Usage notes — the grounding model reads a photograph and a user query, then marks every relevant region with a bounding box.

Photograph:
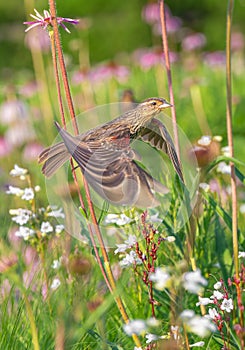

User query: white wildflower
[190,341,205,347]
[115,235,137,254]
[114,243,128,254]
[217,161,231,174]
[125,234,137,246]
[12,214,30,225]
[123,319,147,336]
[221,146,230,157]
[199,183,210,192]
[11,208,31,225]
[47,207,65,219]
[180,311,216,337]
[197,135,211,146]
[183,269,207,294]
[104,213,132,226]
[52,259,61,269]
[238,251,245,258]
[10,164,28,177]
[171,325,179,340]
[40,221,53,234]
[206,308,219,320]
[6,186,23,196]
[180,310,195,321]
[21,188,34,201]
[213,281,222,289]
[165,235,176,242]
[119,251,142,268]
[34,185,41,192]
[149,267,170,290]
[146,318,160,327]
[211,290,224,300]
[196,296,213,306]
[145,333,159,344]
[148,212,162,223]
[50,278,61,290]
[55,224,64,234]
[213,135,222,142]
[240,204,245,214]
[15,226,35,240]
[220,298,233,313]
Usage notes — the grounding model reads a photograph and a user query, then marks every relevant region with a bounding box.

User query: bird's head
[137,97,172,120]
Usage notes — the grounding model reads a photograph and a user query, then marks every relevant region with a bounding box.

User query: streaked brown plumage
[38,97,183,207]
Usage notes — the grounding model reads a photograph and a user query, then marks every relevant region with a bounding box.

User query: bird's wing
[137,118,184,182]
[55,122,164,207]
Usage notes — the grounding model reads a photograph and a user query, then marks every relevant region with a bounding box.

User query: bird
[38,97,183,208]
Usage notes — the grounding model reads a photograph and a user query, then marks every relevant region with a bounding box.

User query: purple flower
[24,8,79,33]
[204,51,226,67]
[182,33,206,51]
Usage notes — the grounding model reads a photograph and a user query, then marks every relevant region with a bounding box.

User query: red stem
[48,0,112,292]
[47,3,138,341]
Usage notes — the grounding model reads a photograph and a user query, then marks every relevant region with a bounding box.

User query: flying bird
[38,97,183,207]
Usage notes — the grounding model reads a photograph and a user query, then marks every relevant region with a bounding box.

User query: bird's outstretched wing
[55,122,167,208]
[137,118,184,182]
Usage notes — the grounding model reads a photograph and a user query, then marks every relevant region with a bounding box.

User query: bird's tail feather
[38,140,71,178]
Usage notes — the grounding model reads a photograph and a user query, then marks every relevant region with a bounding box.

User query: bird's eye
[151,101,157,106]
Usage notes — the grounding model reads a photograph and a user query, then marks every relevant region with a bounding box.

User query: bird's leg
[71,164,80,172]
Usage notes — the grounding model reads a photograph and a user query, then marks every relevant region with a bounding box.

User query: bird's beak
[159,101,173,109]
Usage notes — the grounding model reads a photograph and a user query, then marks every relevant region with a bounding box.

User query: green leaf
[235,167,245,183]
[206,155,245,174]
[201,191,232,231]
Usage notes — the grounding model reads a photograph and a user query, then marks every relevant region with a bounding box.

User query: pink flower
[133,48,178,70]
[23,142,44,161]
[204,51,226,67]
[137,50,163,70]
[5,123,35,147]
[0,100,28,124]
[0,137,12,157]
[182,33,206,51]
[142,3,161,24]
[89,62,129,83]
[25,27,50,52]
[153,16,182,35]
[24,9,79,34]
[231,32,244,51]
[72,69,89,85]
[19,81,39,97]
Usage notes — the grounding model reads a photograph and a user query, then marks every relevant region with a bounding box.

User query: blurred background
[0,0,245,213]
[0,0,245,71]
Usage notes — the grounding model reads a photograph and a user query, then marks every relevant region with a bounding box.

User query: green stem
[23,294,40,350]
[226,0,244,337]
[226,0,238,277]
[159,0,180,161]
